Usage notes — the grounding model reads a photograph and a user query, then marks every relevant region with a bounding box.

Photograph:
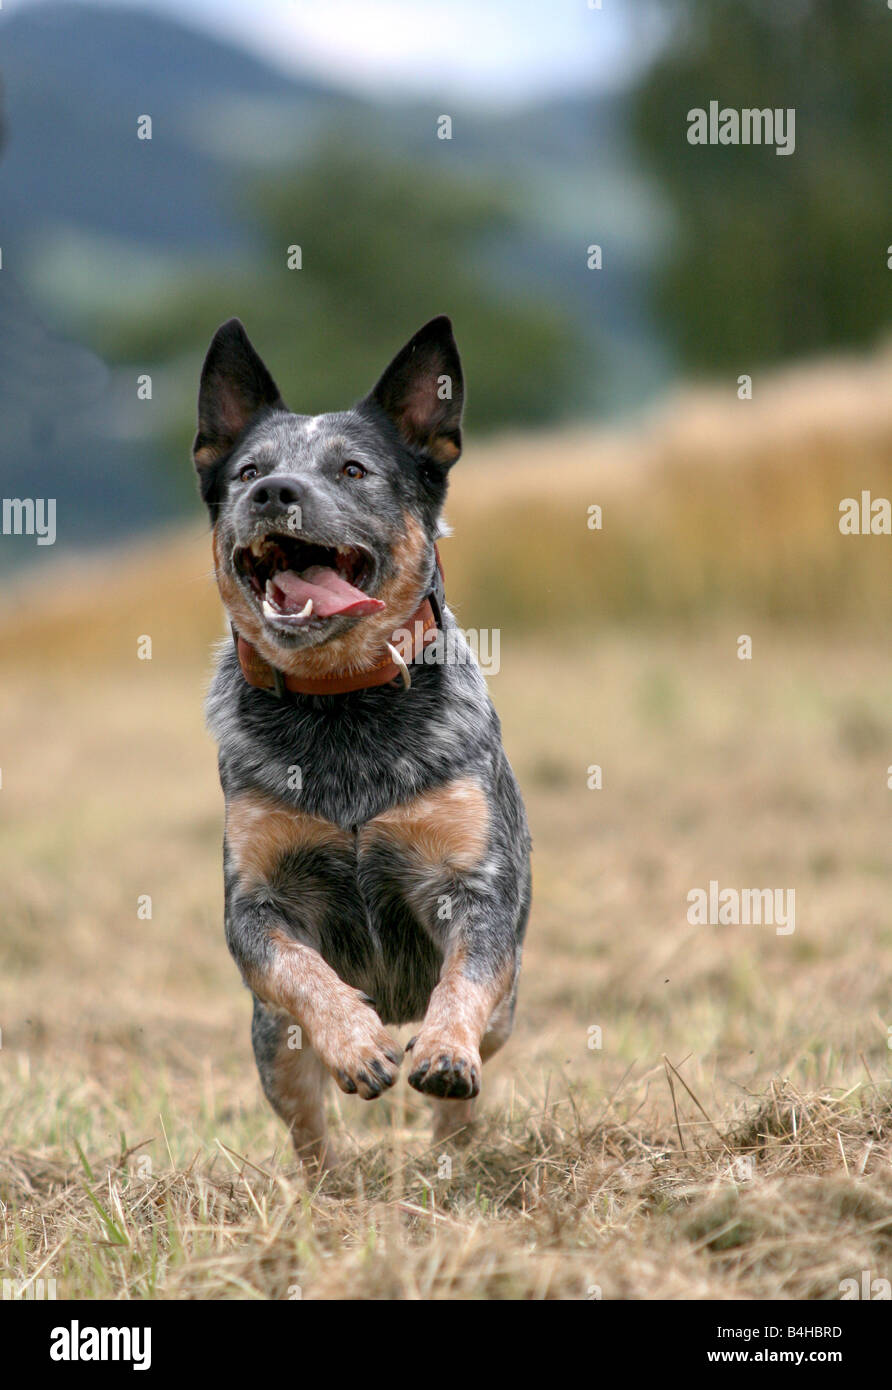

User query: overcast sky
[8,0,661,103]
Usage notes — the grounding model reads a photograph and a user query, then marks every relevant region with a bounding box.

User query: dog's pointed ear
[193,319,286,470]
[365,316,464,468]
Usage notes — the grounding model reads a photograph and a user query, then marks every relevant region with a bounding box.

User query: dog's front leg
[406,929,516,1106]
[230,908,404,1102]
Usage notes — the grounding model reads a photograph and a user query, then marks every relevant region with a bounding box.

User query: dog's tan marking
[193,443,217,471]
[429,1095,476,1144]
[267,1041,332,1168]
[211,513,429,680]
[247,929,346,1016]
[396,378,461,466]
[226,791,351,886]
[426,996,513,1143]
[420,949,513,1053]
[407,949,513,1102]
[362,777,489,871]
[248,929,403,1100]
[212,524,271,657]
[424,434,460,466]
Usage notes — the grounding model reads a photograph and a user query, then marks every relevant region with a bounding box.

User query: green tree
[102,136,579,453]
[632,0,892,372]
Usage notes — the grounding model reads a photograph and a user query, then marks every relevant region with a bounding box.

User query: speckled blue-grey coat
[194,316,531,1165]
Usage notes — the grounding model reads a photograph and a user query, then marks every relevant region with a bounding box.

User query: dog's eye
[239,464,259,482]
[342,462,367,480]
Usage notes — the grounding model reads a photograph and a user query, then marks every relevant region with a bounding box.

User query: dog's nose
[247,475,303,515]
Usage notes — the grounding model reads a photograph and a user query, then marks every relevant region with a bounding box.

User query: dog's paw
[315,990,403,1100]
[406,1031,481,1099]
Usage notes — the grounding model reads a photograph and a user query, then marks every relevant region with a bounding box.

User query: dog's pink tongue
[274,565,385,617]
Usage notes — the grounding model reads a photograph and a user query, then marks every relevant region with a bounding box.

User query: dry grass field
[2,350,891,1300]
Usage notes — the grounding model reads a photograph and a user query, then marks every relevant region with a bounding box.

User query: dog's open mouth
[234,534,384,627]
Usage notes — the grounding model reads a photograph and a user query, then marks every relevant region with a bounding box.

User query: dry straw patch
[2,1071,890,1301]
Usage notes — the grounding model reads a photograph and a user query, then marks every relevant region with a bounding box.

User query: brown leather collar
[233,549,444,698]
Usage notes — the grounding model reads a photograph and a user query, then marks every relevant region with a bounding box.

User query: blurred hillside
[0,0,889,567]
[0,1,664,551]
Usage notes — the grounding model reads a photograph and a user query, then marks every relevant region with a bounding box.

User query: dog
[193,315,531,1167]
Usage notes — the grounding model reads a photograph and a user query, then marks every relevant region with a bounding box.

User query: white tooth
[298,598,313,619]
[265,579,276,599]
[262,598,279,619]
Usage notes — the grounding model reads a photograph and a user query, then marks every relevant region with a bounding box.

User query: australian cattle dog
[193,315,531,1166]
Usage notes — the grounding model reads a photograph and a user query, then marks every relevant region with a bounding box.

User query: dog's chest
[225,778,489,892]
[224,780,489,1022]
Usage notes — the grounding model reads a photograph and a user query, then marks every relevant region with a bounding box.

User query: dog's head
[193,316,463,677]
